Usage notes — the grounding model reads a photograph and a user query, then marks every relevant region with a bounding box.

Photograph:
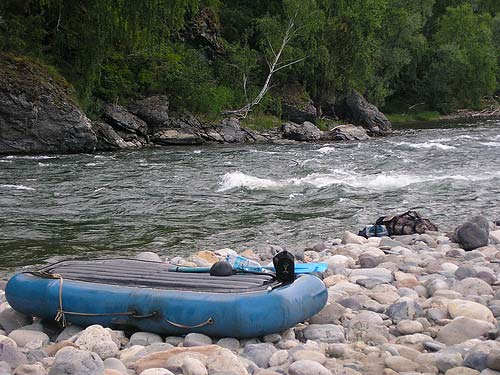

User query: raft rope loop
[28,271,215,329]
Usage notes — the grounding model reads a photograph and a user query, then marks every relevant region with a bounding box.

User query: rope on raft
[28,270,215,329]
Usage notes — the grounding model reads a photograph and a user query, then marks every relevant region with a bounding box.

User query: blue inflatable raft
[6,259,327,337]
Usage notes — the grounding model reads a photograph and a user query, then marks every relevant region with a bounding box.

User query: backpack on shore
[375,210,438,236]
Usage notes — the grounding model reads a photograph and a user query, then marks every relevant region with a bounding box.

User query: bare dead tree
[222,14,306,118]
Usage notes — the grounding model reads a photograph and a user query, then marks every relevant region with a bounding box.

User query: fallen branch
[222,15,305,118]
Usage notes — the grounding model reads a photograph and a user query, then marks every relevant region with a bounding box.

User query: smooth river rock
[436,317,493,345]
[48,348,104,375]
[288,359,331,375]
[303,324,345,343]
[448,299,495,322]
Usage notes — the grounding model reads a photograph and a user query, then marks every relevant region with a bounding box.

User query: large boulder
[212,117,248,143]
[103,104,149,147]
[452,216,490,251]
[276,83,317,124]
[151,129,205,145]
[281,102,317,125]
[0,53,97,154]
[129,96,170,132]
[281,121,322,142]
[91,121,129,151]
[324,124,370,141]
[335,90,391,136]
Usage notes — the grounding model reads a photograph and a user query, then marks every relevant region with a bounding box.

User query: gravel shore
[1,224,500,375]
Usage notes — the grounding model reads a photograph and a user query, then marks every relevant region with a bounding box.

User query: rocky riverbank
[0,53,391,155]
[1,219,500,375]
[441,106,500,122]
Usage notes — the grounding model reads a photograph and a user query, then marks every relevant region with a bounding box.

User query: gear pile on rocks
[0,218,500,375]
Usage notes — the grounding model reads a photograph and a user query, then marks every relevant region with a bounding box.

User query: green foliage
[386,111,440,123]
[240,114,281,131]
[1,0,498,116]
[425,4,497,112]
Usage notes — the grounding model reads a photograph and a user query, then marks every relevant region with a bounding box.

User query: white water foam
[316,146,336,154]
[0,184,35,191]
[5,155,56,160]
[217,171,284,191]
[217,170,500,192]
[480,142,500,147]
[292,172,426,190]
[393,141,456,150]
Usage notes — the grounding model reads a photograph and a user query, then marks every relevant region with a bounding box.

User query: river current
[1,119,499,272]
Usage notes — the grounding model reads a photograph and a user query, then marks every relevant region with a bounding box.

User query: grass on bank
[240,114,282,131]
[386,111,441,123]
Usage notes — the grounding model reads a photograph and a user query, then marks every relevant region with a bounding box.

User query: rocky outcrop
[336,90,391,136]
[91,121,128,151]
[152,129,205,145]
[150,113,258,145]
[282,102,317,125]
[281,121,322,142]
[150,112,205,145]
[276,83,317,124]
[129,95,169,132]
[185,7,224,56]
[0,53,97,154]
[324,124,370,141]
[103,104,149,147]
[211,117,248,143]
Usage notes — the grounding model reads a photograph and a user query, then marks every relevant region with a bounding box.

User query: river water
[1,119,499,271]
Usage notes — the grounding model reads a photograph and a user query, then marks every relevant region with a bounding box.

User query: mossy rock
[0,53,97,154]
[273,83,317,124]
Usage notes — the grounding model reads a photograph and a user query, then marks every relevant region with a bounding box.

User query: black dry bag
[273,251,295,283]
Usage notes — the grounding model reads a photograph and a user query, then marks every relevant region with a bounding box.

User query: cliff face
[0,54,97,154]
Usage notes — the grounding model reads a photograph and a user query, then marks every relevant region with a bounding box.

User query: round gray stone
[0,309,32,334]
[8,330,49,348]
[435,350,463,373]
[216,338,239,352]
[387,300,424,323]
[487,349,500,371]
[463,342,500,371]
[48,348,104,375]
[183,333,212,347]
[309,303,345,325]
[181,357,208,375]
[453,277,494,296]
[12,363,45,375]
[0,342,27,368]
[0,361,9,374]
[455,265,478,280]
[241,343,277,368]
[129,332,163,347]
[303,324,345,343]
[288,360,331,375]
[103,357,128,373]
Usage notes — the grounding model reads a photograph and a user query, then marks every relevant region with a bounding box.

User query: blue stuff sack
[358,225,388,238]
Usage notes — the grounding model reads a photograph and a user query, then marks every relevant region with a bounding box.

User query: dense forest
[1,0,499,120]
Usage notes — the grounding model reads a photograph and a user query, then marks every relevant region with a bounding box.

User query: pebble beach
[1,224,500,375]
